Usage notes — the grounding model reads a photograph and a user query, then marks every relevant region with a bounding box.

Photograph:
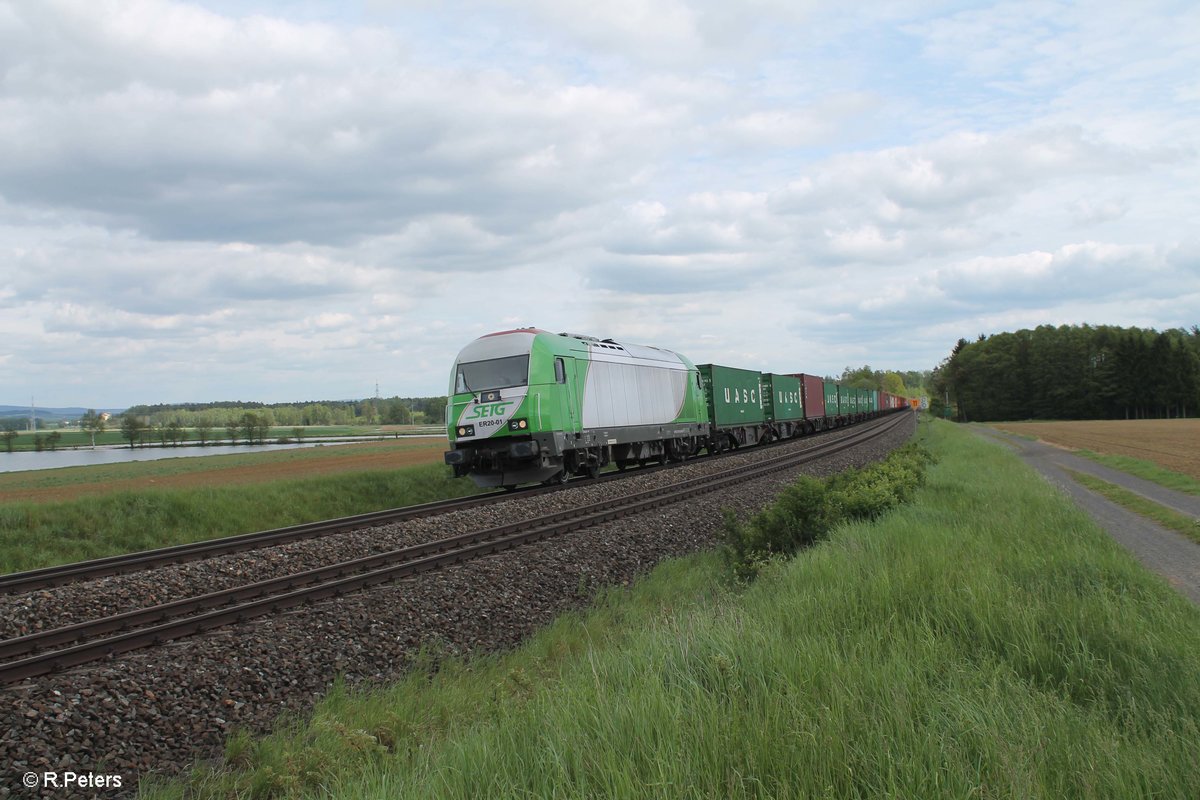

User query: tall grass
[142,419,1200,799]
[0,464,481,573]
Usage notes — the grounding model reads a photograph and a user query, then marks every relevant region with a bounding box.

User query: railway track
[0,413,900,596]
[0,413,907,685]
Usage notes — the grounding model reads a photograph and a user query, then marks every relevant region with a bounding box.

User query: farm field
[0,424,443,452]
[991,419,1200,480]
[0,441,476,573]
[0,439,448,504]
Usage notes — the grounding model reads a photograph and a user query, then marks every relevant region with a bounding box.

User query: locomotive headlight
[456,424,476,437]
[508,418,529,431]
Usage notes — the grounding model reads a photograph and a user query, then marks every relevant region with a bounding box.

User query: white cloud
[0,0,1197,406]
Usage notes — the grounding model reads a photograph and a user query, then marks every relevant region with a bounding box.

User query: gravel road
[974,426,1200,605]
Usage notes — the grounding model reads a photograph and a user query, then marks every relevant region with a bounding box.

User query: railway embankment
[2,416,913,796]
[136,417,1200,799]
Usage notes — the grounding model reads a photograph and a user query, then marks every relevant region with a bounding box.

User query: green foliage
[0,463,481,573]
[722,443,934,580]
[932,324,1200,421]
[142,421,1200,800]
[123,396,448,429]
[839,365,929,394]
[119,411,145,448]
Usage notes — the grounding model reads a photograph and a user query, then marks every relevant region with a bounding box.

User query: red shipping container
[787,373,826,419]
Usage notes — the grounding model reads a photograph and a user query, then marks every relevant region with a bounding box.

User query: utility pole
[29,396,35,433]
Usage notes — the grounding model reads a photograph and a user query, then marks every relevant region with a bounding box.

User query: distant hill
[0,405,125,423]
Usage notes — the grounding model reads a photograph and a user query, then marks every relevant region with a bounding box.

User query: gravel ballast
[1,413,914,797]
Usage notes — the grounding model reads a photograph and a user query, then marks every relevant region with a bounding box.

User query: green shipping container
[762,373,804,422]
[823,381,840,416]
[700,364,766,426]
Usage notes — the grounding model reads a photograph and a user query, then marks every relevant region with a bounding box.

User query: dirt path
[975,427,1200,605]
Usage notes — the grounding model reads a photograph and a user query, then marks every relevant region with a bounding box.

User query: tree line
[124,396,448,429]
[834,366,930,398]
[930,324,1200,422]
[117,411,277,448]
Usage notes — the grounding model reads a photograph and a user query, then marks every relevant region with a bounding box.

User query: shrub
[722,443,934,580]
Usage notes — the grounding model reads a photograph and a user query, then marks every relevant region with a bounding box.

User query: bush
[722,443,934,580]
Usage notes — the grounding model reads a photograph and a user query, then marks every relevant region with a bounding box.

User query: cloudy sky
[2,0,1197,408]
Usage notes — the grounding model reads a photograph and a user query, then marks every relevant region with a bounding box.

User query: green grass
[0,440,444,494]
[1067,469,1200,545]
[1074,450,1200,497]
[140,419,1200,799]
[0,463,482,574]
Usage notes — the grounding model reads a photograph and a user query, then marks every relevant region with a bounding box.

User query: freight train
[443,328,909,489]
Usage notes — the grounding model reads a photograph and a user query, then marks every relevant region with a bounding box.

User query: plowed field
[0,439,448,504]
[991,420,1200,479]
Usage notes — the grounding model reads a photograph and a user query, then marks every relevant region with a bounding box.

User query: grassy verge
[0,440,446,495]
[1074,450,1200,497]
[0,463,482,574]
[141,419,1200,799]
[1067,469,1200,544]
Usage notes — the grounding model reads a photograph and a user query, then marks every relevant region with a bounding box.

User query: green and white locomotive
[443,328,708,488]
[444,327,909,489]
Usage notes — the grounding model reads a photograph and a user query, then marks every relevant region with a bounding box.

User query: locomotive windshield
[454,355,529,394]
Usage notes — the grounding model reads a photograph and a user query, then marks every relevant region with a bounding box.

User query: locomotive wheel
[543,469,569,486]
[585,462,600,480]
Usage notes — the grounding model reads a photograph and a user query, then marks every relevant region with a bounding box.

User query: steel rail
[0,412,905,595]
[0,463,663,595]
[0,413,907,685]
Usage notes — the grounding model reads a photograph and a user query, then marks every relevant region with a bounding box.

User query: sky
[1,0,1197,408]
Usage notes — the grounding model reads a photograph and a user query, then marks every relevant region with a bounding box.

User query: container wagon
[698,363,767,450]
[762,372,805,440]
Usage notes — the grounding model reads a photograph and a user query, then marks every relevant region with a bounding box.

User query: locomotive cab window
[554,357,566,384]
[455,355,530,394]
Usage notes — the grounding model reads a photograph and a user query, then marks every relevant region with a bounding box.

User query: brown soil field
[991,420,1200,479]
[0,440,448,504]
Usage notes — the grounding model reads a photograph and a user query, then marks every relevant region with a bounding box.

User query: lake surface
[0,436,445,474]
